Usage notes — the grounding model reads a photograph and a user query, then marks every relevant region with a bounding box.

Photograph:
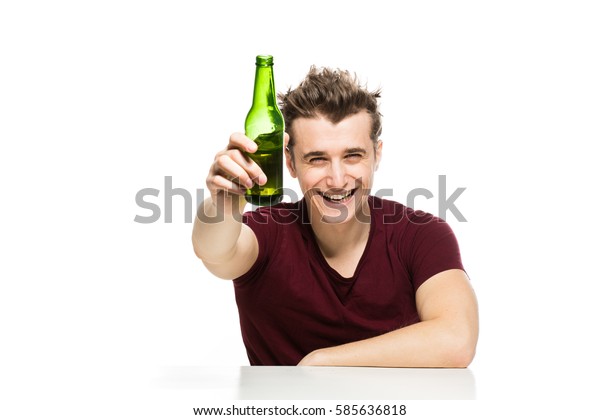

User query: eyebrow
[345,147,368,155]
[302,151,326,160]
[302,148,367,160]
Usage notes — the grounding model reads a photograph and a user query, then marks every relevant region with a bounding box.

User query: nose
[326,160,347,188]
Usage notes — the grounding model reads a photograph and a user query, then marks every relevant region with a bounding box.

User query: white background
[1,0,599,418]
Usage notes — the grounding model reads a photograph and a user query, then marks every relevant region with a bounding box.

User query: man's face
[286,111,382,224]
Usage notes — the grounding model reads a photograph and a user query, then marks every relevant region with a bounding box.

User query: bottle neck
[251,65,277,108]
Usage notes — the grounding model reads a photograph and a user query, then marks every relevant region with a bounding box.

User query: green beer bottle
[244,55,284,206]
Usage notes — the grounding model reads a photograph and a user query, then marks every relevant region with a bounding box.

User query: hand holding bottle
[205,132,267,202]
[193,133,264,273]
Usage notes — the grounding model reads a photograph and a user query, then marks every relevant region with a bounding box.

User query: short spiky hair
[278,66,382,153]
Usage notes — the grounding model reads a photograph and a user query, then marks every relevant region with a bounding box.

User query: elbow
[191,235,205,260]
[443,330,478,368]
[191,229,238,265]
[443,312,479,368]
[192,238,209,262]
[446,341,476,368]
[191,234,221,263]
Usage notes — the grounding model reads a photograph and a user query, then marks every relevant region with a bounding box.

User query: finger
[207,174,246,196]
[214,154,255,188]
[226,149,267,186]
[227,132,258,153]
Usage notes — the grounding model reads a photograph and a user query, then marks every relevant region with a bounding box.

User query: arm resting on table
[298,269,479,368]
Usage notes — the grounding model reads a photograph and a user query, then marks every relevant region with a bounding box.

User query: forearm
[192,194,247,263]
[301,318,476,368]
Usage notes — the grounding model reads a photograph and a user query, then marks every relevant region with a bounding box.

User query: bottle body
[244,55,284,206]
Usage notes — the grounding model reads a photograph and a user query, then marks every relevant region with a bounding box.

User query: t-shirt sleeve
[233,209,276,285]
[407,216,464,290]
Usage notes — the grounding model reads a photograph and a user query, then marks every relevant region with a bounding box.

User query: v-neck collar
[300,196,376,286]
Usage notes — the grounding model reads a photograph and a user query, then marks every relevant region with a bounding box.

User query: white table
[156,366,475,400]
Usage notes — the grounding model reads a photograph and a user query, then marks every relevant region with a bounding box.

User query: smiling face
[286,111,382,225]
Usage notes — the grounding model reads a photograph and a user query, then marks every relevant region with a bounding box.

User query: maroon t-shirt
[233,196,464,365]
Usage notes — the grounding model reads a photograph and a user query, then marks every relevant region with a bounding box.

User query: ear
[374,139,383,171]
[284,133,297,178]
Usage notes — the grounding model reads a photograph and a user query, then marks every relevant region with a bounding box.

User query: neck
[308,199,371,258]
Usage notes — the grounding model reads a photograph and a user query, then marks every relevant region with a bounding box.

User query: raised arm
[191,133,266,280]
[298,269,479,367]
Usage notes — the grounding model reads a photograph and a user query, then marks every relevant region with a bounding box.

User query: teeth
[323,190,352,200]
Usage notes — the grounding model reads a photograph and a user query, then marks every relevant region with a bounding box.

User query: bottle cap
[256,55,274,66]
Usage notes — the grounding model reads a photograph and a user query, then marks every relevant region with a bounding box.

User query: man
[192,67,478,367]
